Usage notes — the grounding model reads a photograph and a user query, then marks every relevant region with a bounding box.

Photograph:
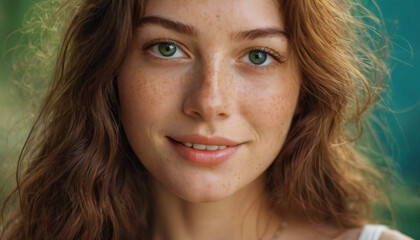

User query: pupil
[159,43,176,56]
[249,50,266,65]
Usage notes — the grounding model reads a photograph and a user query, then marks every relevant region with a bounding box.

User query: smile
[168,135,242,164]
[181,142,227,150]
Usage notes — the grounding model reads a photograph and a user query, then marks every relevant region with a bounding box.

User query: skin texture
[118,0,299,204]
[117,0,412,239]
[118,0,299,238]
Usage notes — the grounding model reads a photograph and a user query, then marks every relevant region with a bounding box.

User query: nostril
[190,110,203,119]
[217,112,228,118]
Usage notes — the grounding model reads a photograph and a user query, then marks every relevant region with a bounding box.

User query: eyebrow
[137,16,196,36]
[232,28,288,41]
[137,16,288,40]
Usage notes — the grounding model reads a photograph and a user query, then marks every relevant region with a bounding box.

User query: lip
[168,134,242,165]
[170,134,240,146]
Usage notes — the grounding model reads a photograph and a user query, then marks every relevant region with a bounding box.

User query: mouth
[167,136,242,165]
[179,142,228,151]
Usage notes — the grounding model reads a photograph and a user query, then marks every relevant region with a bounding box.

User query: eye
[243,50,273,66]
[149,42,186,58]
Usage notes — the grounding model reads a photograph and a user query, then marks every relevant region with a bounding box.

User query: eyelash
[142,38,189,60]
[249,47,285,63]
[242,46,285,71]
[142,39,285,69]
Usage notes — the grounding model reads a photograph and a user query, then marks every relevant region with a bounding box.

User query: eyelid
[238,47,285,72]
[142,38,190,59]
[245,46,285,64]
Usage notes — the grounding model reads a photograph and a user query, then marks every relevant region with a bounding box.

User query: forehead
[143,0,284,30]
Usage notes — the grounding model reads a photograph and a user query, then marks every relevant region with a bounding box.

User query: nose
[182,57,233,121]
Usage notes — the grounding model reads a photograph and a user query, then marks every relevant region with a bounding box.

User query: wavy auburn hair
[1,0,389,239]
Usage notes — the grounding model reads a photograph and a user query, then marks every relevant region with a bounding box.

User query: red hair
[1,0,390,239]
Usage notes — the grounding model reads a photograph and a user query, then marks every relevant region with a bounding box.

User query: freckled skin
[118,0,300,203]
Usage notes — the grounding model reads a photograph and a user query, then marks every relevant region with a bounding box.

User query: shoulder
[281,218,412,240]
[335,226,413,240]
[378,228,413,240]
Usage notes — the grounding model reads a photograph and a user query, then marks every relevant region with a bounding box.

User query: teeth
[205,145,219,150]
[182,142,228,150]
[193,144,206,150]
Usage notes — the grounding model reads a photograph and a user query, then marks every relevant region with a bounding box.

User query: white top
[358,224,389,240]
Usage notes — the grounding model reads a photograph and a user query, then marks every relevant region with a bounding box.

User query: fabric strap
[358,224,388,240]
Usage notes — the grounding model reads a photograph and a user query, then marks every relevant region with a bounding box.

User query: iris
[158,43,177,57]
[248,50,267,65]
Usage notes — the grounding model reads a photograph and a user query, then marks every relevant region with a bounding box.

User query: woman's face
[118,0,300,202]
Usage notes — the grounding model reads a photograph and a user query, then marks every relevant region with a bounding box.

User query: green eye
[248,50,267,65]
[158,43,177,57]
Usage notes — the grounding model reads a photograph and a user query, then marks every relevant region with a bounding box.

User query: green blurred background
[0,0,419,238]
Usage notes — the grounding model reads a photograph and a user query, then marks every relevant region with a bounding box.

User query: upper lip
[169,134,241,146]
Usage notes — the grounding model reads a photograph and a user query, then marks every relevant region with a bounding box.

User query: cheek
[238,70,300,158]
[241,80,299,134]
[117,59,183,126]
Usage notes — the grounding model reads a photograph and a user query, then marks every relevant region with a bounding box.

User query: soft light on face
[118,0,300,202]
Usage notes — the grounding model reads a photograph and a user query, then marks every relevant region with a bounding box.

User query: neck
[148,174,282,240]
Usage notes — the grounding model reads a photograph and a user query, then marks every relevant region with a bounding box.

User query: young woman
[1,0,413,239]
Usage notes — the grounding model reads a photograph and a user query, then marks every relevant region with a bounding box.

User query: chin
[157,173,241,203]
[176,188,236,203]
[180,186,235,203]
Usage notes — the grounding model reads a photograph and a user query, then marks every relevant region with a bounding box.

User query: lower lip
[169,139,240,165]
